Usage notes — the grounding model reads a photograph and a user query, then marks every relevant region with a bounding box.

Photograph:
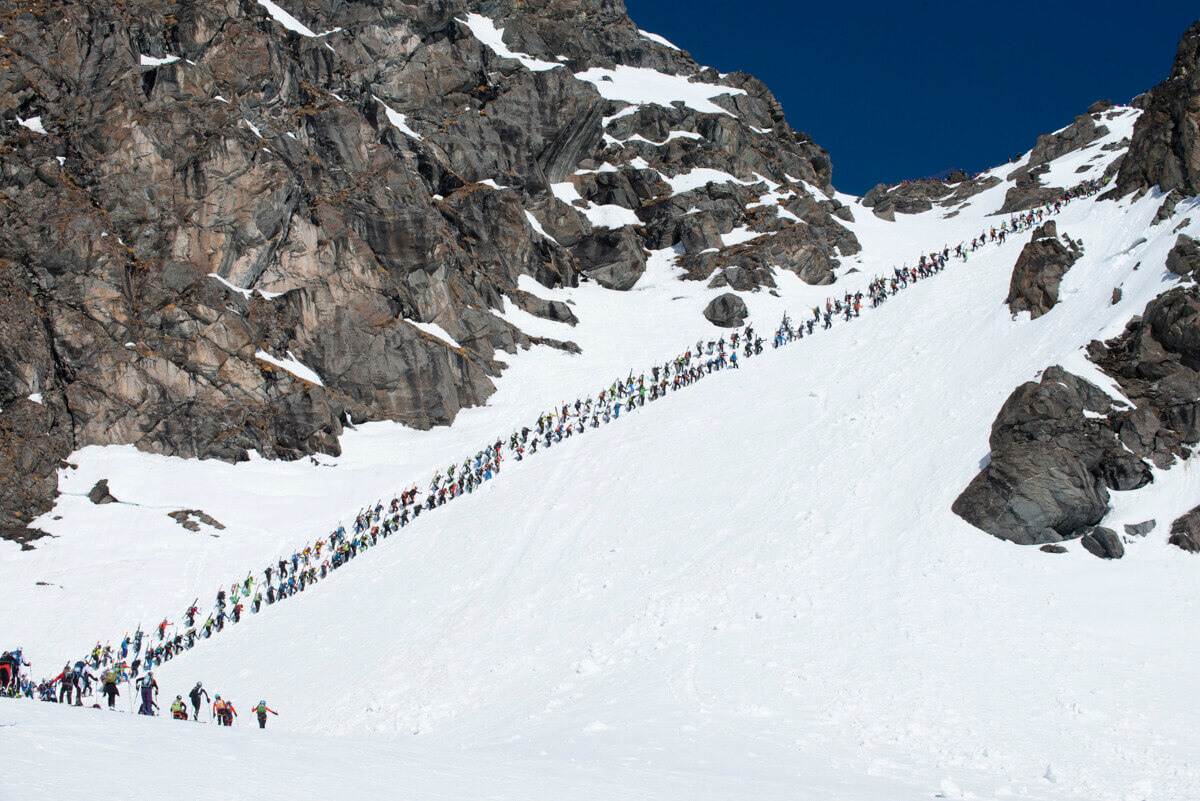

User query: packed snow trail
[2,176,1111,707]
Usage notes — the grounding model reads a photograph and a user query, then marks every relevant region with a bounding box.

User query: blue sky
[623,1,1198,195]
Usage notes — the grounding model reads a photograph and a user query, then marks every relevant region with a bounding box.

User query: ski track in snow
[3,106,1200,801]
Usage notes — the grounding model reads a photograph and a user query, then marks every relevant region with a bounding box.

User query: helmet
[215,694,221,699]
[176,695,182,700]
[260,700,265,705]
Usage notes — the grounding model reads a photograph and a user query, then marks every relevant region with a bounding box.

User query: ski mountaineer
[254,700,278,729]
[170,695,188,720]
[213,695,237,727]
[102,672,120,709]
[137,672,159,716]
[189,682,210,721]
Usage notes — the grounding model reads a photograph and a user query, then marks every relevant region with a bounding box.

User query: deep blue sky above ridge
[623,1,1199,196]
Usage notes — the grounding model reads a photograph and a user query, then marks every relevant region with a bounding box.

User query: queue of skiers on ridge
[1,647,279,728]
[1,174,1109,724]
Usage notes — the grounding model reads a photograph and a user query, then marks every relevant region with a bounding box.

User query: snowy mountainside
[5,95,1200,801]
[0,0,851,537]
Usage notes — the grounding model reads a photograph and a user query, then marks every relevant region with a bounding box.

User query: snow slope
[4,106,1200,801]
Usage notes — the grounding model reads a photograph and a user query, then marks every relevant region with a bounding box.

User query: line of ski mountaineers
[0,175,1109,723]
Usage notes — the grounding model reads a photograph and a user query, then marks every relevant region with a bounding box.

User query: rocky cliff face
[952,21,1200,555]
[954,286,1200,552]
[0,0,858,543]
[1112,20,1200,198]
[1006,221,1081,319]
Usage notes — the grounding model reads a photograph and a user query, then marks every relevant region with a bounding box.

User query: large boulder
[1080,526,1125,559]
[996,163,1064,215]
[703,293,748,328]
[1169,506,1200,552]
[573,228,647,291]
[87,480,118,505]
[1112,21,1200,198]
[1007,221,1082,319]
[952,441,1108,545]
[1090,286,1200,465]
[1028,112,1110,167]
[951,367,1140,544]
[1166,234,1200,280]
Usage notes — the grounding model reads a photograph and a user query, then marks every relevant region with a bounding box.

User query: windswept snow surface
[139,54,179,67]
[4,106,1200,801]
[459,14,562,72]
[254,350,325,386]
[574,65,746,116]
[638,29,681,50]
[255,0,318,37]
[407,320,463,349]
[375,96,423,140]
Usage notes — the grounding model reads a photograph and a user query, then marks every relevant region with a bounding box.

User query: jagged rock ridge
[0,0,860,543]
[1112,20,1200,198]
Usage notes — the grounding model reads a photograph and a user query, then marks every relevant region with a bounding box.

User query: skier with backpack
[253,700,278,729]
[170,695,188,720]
[57,663,74,705]
[212,695,237,726]
[137,672,158,715]
[102,669,120,710]
[189,682,210,721]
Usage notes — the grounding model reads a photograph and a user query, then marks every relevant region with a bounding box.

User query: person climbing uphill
[213,694,237,726]
[254,700,278,729]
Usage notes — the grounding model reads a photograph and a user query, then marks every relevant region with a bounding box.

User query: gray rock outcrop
[1028,113,1110,167]
[1080,526,1124,559]
[88,480,118,505]
[1124,520,1156,537]
[703,293,748,328]
[1089,286,1200,469]
[860,174,1001,220]
[957,285,1200,551]
[1007,222,1082,318]
[1166,234,1200,280]
[1169,506,1200,552]
[996,163,1064,215]
[1112,21,1200,198]
[951,366,1147,545]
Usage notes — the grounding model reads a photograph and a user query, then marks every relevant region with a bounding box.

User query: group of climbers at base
[1,174,1110,726]
[1,650,279,730]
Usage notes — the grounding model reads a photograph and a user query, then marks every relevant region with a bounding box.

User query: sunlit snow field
[2,83,1198,801]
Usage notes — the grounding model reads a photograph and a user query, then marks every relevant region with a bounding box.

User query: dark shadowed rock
[996,163,1065,215]
[952,366,1153,545]
[1124,520,1156,537]
[952,441,1108,545]
[1081,527,1124,559]
[1087,100,1115,114]
[1099,450,1154,491]
[1166,234,1200,280]
[1028,113,1110,167]
[168,509,225,533]
[1040,544,1069,553]
[1007,222,1082,319]
[859,175,998,219]
[1153,191,1180,224]
[1170,506,1200,552]
[703,293,748,328]
[1112,21,1200,197]
[573,227,647,291]
[88,480,118,505]
[506,291,579,326]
